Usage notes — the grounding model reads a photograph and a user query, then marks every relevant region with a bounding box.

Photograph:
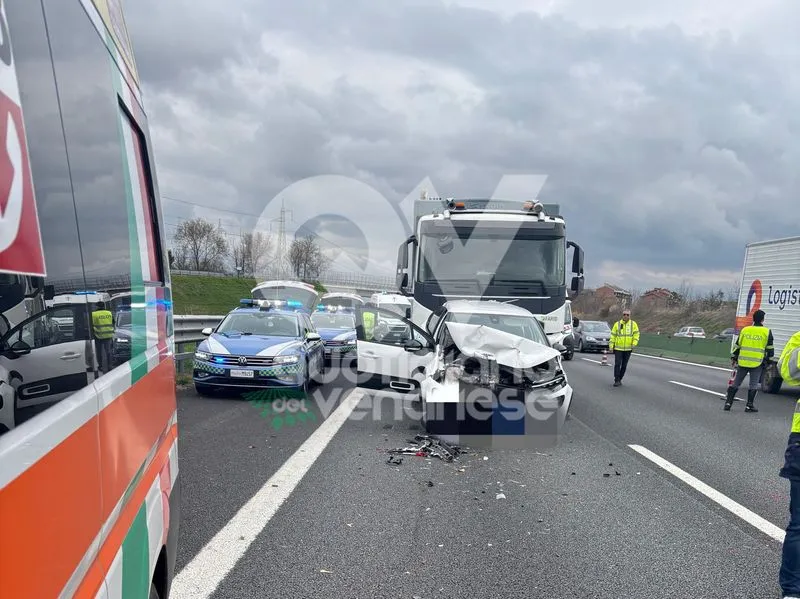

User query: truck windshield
[418,230,565,288]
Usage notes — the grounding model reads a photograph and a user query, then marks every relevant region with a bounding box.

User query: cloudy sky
[124,0,800,293]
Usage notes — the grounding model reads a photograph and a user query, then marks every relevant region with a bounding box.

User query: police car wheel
[195,383,213,396]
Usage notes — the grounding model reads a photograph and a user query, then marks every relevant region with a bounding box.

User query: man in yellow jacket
[609,308,639,387]
[92,301,114,374]
[778,330,800,597]
[724,309,773,412]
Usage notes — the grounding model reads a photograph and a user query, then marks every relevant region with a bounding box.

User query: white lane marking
[628,444,785,543]
[669,380,743,402]
[170,389,365,598]
[633,352,730,372]
[581,358,604,364]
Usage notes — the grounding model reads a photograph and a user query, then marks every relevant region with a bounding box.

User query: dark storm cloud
[125,0,800,290]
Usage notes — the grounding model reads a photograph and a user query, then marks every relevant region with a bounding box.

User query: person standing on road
[724,309,773,412]
[777,330,800,598]
[609,309,639,387]
[91,301,114,375]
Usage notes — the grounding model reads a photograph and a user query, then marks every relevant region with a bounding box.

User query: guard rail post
[173,315,224,375]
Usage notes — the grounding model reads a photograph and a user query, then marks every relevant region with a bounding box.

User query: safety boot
[723,387,736,411]
[745,389,759,413]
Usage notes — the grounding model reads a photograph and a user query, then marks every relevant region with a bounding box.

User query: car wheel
[194,383,213,396]
[577,339,584,353]
[563,346,574,361]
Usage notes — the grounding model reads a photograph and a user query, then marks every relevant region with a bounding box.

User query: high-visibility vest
[610,319,639,351]
[92,310,114,339]
[733,325,771,368]
[780,331,800,387]
[362,311,375,341]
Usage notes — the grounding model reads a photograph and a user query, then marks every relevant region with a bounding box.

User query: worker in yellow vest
[777,330,800,597]
[92,301,114,374]
[724,309,773,412]
[609,308,639,387]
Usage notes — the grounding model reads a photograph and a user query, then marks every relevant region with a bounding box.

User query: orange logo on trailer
[0,0,46,277]
[735,279,762,331]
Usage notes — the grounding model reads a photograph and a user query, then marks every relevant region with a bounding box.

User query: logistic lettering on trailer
[767,285,800,311]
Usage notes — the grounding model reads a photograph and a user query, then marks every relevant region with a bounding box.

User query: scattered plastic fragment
[483,456,489,461]
[320,569,333,574]
[496,493,506,500]
[386,456,403,465]
[387,435,464,462]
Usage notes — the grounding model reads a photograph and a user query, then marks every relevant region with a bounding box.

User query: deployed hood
[444,322,560,369]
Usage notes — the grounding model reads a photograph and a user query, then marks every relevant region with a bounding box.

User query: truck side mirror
[567,241,584,274]
[571,276,584,294]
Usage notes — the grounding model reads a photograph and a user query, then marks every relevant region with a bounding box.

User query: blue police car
[193,299,326,395]
[310,309,357,363]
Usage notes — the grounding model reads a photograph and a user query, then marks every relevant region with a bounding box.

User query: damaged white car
[355,300,573,446]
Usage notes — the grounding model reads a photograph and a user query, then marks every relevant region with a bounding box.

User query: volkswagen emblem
[237,356,248,366]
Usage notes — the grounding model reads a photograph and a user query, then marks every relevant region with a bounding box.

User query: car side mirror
[7,340,31,358]
[201,327,212,336]
[553,342,566,353]
[306,332,321,341]
[403,338,424,352]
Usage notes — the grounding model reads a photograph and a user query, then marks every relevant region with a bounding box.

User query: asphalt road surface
[170,355,796,599]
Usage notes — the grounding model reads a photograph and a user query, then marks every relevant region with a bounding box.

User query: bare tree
[172,217,228,272]
[289,235,330,280]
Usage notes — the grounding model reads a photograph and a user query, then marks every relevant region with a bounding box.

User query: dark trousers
[781,479,800,595]
[95,338,113,374]
[614,350,632,382]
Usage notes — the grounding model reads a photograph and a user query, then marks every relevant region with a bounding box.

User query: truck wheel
[761,362,783,394]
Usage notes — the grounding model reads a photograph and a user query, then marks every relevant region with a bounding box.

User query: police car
[310,307,357,362]
[192,299,326,395]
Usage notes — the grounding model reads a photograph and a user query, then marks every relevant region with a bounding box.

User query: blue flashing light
[214,357,225,363]
[74,290,98,295]
[240,298,256,307]
[286,299,302,308]
[317,304,325,312]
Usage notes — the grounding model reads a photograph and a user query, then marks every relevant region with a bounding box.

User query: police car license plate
[230,369,254,378]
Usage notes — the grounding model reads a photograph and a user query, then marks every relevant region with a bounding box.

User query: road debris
[496,492,506,500]
[387,435,465,462]
[386,456,403,465]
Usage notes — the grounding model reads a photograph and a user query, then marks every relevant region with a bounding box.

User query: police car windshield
[311,314,355,329]
[116,310,131,327]
[217,312,299,337]
[444,312,549,346]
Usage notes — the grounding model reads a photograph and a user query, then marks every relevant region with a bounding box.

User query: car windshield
[311,314,355,329]
[444,312,549,346]
[583,322,610,333]
[217,312,299,337]
[116,310,131,327]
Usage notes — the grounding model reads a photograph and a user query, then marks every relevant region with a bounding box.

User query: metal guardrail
[173,315,224,366]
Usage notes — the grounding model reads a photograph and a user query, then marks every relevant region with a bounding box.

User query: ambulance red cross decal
[0,0,46,277]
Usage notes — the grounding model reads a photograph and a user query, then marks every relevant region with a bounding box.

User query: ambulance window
[1,0,91,436]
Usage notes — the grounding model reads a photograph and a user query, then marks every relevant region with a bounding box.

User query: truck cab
[395,194,584,341]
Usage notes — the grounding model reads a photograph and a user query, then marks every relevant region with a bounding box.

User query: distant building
[640,287,681,309]
[595,283,632,308]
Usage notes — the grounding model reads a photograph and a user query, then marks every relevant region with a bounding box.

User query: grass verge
[633,346,732,368]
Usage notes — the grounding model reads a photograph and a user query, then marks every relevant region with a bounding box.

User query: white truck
[395,193,584,359]
[732,236,800,393]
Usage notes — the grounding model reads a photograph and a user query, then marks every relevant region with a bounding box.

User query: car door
[301,313,324,377]
[355,306,435,394]
[0,305,92,424]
